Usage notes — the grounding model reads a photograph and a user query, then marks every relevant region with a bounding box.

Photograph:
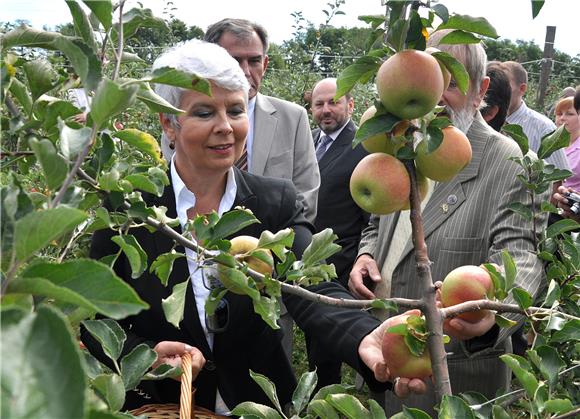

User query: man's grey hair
[427,29,487,98]
[204,18,269,55]
[152,39,249,159]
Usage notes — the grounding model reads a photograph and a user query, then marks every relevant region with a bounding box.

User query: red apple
[440,265,495,323]
[376,49,445,120]
[382,314,432,379]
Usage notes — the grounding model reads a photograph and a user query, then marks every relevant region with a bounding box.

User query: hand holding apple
[358,309,428,397]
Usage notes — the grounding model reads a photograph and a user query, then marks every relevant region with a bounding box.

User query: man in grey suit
[202,18,320,224]
[348,32,548,416]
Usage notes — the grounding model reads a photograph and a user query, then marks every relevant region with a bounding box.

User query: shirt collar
[248,96,257,119]
[508,101,528,121]
[170,155,237,229]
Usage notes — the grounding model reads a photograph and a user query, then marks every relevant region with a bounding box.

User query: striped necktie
[235,145,248,171]
[315,134,333,161]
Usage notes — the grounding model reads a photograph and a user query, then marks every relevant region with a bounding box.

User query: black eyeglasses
[200,261,229,334]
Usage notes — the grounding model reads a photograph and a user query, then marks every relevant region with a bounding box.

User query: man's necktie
[315,135,333,161]
[235,145,248,171]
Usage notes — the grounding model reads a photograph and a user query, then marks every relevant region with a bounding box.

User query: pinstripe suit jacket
[358,112,548,415]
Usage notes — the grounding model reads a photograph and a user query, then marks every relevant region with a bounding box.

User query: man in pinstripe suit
[348,32,549,416]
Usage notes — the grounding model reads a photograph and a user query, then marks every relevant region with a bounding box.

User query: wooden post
[535,26,556,109]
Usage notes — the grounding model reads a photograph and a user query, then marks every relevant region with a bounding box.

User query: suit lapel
[318,120,356,171]
[251,94,277,176]
[396,113,489,263]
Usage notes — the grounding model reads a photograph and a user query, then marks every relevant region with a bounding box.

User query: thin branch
[112,0,125,81]
[440,300,580,321]
[404,159,453,400]
[553,407,580,419]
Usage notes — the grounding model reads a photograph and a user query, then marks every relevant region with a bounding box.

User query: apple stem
[403,159,453,400]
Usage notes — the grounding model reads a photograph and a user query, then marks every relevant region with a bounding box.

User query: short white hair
[152,39,249,159]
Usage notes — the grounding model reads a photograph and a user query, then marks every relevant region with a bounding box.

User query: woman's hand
[153,341,206,382]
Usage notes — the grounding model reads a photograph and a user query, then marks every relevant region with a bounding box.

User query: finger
[190,349,206,380]
[373,361,390,382]
[366,261,382,282]
[409,378,428,394]
[394,377,410,398]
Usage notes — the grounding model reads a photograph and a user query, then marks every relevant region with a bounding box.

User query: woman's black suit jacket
[83,168,386,412]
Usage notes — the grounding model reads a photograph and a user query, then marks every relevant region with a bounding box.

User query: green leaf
[511,287,532,310]
[482,263,506,300]
[28,137,68,190]
[358,15,386,30]
[137,82,185,114]
[249,370,283,412]
[336,56,381,99]
[301,228,341,267]
[292,370,318,414]
[58,120,92,160]
[432,4,449,23]
[8,78,33,116]
[326,394,370,419]
[1,306,86,419]
[370,299,398,312]
[495,314,517,328]
[111,235,147,279]
[211,208,260,241]
[162,279,189,329]
[500,354,538,398]
[144,364,181,381]
[538,124,570,160]
[258,228,295,261]
[531,0,545,18]
[14,260,147,319]
[113,128,163,164]
[14,207,86,261]
[437,14,498,38]
[390,406,431,418]
[204,287,228,317]
[120,343,157,391]
[252,295,280,330]
[439,30,481,45]
[438,395,476,419]
[546,218,579,239]
[353,110,400,147]
[82,0,113,30]
[113,7,167,40]
[231,402,282,419]
[425,125,444,153]
[368,399,387,419]
[23,59,57,101]
[150,251,184,286]
[491,405,511,419]
[218,266,261,300]
[502,124,529,155]
[82,319,126,363]
[431,51,470,95]
[66,0,97,51]
[544,279,561,307]
[146,66,211,95]
[405,10,426,51]
[92,374,125,411]
[90,79,139,129]
[550,319,580,342]
[307,399,341,419]
[501,250,516,291]
[543,398,574,415]
[534,345,565,388]
[459,392,492,419]
[125,174,163,196]
[43,99,84,131]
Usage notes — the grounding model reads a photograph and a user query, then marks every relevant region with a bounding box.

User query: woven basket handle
[179,351,193,419]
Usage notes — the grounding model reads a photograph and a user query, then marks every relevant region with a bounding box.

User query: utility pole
[535,26,556,110]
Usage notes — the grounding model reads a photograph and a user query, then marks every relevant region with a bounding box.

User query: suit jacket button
[447,194,458,205]
[205,360,216,371]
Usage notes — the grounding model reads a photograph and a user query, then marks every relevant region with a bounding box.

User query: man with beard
[347,31,548,415]
[306,78,369,389]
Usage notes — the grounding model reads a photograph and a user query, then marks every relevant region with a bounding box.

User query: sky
[2,0,579,57]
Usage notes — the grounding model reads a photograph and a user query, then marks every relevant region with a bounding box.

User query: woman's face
[164,83,248,177]
[555,105,580,136]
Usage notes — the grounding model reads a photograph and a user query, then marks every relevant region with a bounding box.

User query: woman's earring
[169,141,175,150]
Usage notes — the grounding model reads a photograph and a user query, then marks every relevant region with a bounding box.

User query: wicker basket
[129,352,226,419]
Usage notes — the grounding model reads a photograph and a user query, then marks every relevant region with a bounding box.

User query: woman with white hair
[82,39,425,415]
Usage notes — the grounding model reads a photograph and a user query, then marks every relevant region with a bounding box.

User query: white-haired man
[348,32,548,415]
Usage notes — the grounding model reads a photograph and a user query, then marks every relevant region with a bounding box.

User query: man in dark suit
[311,78,370,287]
[307,78,370,388]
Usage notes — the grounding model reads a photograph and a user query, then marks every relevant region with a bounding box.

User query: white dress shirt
[170,158,237,415]
[245,96,257,172]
